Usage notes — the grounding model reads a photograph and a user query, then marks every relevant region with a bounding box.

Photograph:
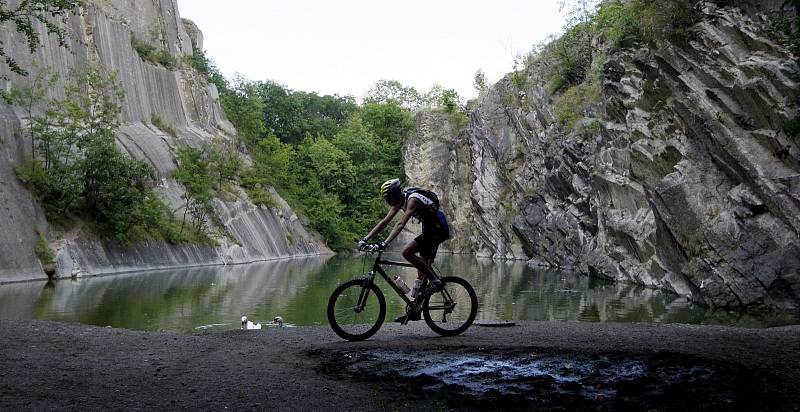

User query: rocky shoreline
[1,320,797,410]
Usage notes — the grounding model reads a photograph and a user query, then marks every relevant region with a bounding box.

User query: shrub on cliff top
[542,0,696,94]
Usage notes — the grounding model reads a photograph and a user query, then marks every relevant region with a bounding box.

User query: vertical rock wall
[0,0,330,282]
[404,1,800,312]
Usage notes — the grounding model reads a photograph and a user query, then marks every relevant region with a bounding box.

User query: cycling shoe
[394,310,421,324]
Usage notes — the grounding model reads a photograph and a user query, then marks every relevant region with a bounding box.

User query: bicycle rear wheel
[422,276,477,336]
[328,279,386,341]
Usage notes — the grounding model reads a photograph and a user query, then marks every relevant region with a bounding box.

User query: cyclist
[359,178,450,323]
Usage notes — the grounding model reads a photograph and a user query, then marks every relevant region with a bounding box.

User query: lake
[0,254,793,333]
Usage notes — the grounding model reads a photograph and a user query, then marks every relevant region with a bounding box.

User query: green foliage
[595,0,695,45]
[34,227,55,265]
[543,0,695,94]
[151,114,177,137]
[554,86,583,128]
[12,65,189,244]
[205,59,415,250]
[0,0,82,76]
[364,80,425,110]
[8,66,59,157]
[244,186,279,209]
[364,80,467,113]
[424,84,465,111]
[16,66,127,218]
[510,71,531,93]
[215,77,359,146]
[175,146,215,232]
[82,136,156,242]
[184,40,212,77]
[542,21,595,94]
[593,0,641,45]
[174,140,242,234]
[245,134,292,186]
[473,69,489,97]
[783,116,800,137]
[131,34,176,70]
[553,53,605,129]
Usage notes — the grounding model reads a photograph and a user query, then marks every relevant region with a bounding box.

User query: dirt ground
[0,320,798,411]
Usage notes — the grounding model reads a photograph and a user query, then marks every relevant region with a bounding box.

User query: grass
[131,34,177,70]
[245,186,279,209]
[151,114,177,137]
[553,53,606,129]
[538,0,695,95]
[34,227,55,265]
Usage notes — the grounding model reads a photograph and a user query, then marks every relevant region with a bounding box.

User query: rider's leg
[402,240,434,280]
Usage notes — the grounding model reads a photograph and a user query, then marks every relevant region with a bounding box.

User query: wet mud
[318,348,768,411]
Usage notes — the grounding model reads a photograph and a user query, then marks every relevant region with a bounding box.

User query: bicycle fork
[354,272,376,313]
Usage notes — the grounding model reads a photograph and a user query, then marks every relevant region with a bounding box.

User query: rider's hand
[377,241,386,251]
[366,242,383,252]
[357,239,368,251]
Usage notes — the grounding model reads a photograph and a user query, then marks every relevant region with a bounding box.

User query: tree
[174,146,214,233]
[363,80,424,110]
[82,136,155,241]
[8,65,59,157]
[558,0,601,28]
[15,64,164,242]
[206,139,242,191]
[424,84,463,112]
[473,69,489,97]
[219,76,267,146]
[0,0,83,76]
[249,133,293,185]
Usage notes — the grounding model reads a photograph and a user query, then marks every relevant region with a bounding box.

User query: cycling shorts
[415,210,450,262]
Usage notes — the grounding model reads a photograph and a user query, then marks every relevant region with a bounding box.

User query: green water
[0,254,793,334]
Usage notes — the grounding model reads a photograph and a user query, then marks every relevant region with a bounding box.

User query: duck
[273,316,284,327]
[241,316,262,330]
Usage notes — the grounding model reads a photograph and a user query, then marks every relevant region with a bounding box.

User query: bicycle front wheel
[422,276,477,336]
[328,279,386,341]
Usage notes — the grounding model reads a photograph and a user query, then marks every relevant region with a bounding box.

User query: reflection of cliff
[0,255,783,331]
[435,255,697,324]
[0,256,331,332]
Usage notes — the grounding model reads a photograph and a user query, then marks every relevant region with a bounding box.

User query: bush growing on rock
[131,34,177,70]
[13,65,194,244]
[542,0,696,95]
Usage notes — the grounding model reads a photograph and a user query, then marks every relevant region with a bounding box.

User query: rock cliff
[405,1,800,312]
[0,0,329,282]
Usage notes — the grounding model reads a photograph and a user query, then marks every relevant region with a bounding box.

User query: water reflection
[0,254,794,333]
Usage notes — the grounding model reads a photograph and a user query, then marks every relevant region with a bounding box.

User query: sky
[176,0,567,102]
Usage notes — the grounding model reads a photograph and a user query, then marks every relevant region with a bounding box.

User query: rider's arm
[363,205,401,241]
[382,198,419,246]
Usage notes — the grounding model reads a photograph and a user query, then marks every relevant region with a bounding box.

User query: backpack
[403,187,440,216]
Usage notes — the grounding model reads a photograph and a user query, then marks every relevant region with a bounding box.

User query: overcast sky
[176,1,566,101]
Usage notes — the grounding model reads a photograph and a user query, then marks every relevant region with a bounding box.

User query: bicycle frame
[354,250,454,314]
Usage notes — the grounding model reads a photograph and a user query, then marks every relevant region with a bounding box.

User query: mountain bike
[327,249,478,341]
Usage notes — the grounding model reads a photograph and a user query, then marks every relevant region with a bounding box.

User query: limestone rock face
[404,2,800,311]
[0,0,329,281]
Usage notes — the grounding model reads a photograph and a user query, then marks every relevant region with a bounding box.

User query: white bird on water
[241,316,261,330]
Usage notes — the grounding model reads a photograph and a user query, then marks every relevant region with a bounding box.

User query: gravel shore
[1,320,798,411]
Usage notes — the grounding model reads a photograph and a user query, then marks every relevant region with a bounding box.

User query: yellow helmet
[380,178,401,198]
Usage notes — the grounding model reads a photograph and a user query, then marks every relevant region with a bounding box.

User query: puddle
[322,349,760,410]
[348,351,657,399]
